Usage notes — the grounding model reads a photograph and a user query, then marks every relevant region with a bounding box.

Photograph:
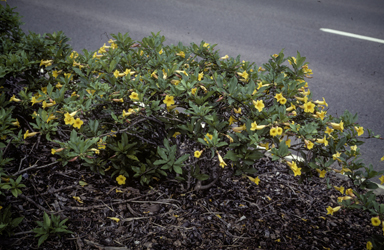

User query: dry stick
[17,140,37,172]
[84,239,128,250]
[14,161,57,175]
[65,194,148,211]
[19,194,52,214]
[3,137,13,156]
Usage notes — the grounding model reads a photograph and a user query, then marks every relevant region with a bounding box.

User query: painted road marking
[320,28,384,44]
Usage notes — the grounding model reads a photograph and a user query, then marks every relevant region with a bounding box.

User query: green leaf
[43,212,51,229]
[224,151,239,161]
[37,234,49,247]
[153,159,168,165]
[365,181,378,190]
[173,165,183,174]
[174,154,190,165]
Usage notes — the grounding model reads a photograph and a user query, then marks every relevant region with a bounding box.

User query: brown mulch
[1,155,383,250]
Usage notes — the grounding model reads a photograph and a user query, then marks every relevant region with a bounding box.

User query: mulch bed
[1,155,383,250]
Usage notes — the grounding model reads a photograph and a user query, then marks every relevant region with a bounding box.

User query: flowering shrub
[1,3,384,248]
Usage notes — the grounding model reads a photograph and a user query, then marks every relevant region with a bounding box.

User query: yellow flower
[124,69,135,76]
[381,156,384,161]
[122,108,136,117]
[334,186,345,195]
[247,176,260,185]
[93,52,102,59]
[203,42,210,48]
[12,119,20,127]
[332,152,341,161]
[55,82,63,89]
[9,95,21,102]
[286,103,296,112]
[345,188,355,197]
[253,100,264,112]
[171,80,180,85]
[220,55,229,60]
[379,175,384,185]
[108,217,120,223]
[64,115,75,125]
[305,139,314,150]
[198,72,204,81]
[232,124,246,133]
[258,66,265,72]
[314,110,327,120]
[176,51,185,58]
[286,161,301,176]
[270,127,278,137]
[64,73,72,80]
[217,151,227,168]
[163,95,175,107]
[70,51,79,58]
[337,196,353,203]
[112,98,124,103]
[316,135,328,146]
[24,130,38,139]
[39,59,53,67]
[159,49,163,55]
[295,95,308,103]
[129,92,139,100]
[325,127,334,135]
[354,126,364,136]
[194,150,202,158]
[73,196,83,203]
[366,241,373,250]
[46,114,56,123]
[289,57,296,65]
[116,175,126,185]
[191,88,197,95]
[326,206,341,215]
[228,116,237,125]
[350,145,357,151]
[51,148,64,155]
[330,121,344,132]
[111,43,118,49]
[237,71,249,81]
[225,134,234,143]
[274,93,283,102]
[279,97,287,105]
[73,118,84,129]
[42,100,56,109]
[276,127,283,135]
[90,148,100,154]
[250,122,266,131]
[303,102,315,113]
[52,70,62,78]
[285,139,291,147]
[234,108,242,114]
[97,139,106,150]
[151,71,158,79]
[371,216,381,227]
[204,133,213,143]
[114,70,123,78]
[172,132,181,138]
[98,46,106,54]
[200,85,207,93]
[31,96,42,106]
[316,169,326,178]
[314,97,328,107]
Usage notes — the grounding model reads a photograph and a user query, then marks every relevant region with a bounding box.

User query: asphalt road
[3,0,384,182]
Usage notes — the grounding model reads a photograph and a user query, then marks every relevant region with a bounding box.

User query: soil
[1,154,383,250]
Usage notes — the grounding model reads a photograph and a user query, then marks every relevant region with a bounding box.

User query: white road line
[320,28,384,44]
